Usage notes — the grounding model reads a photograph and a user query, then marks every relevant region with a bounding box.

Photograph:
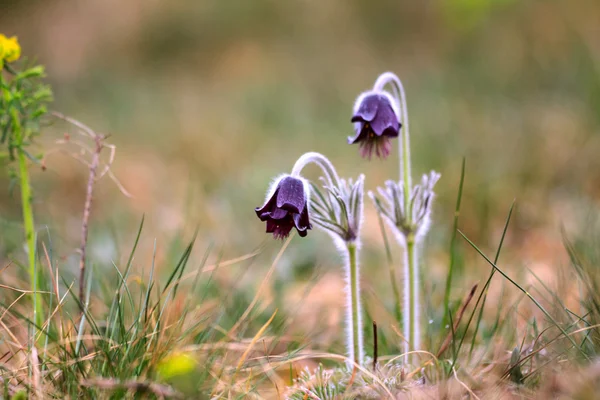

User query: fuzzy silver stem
[346,241,364,366]
[373,72,412,203]
[292,152,364,365]
[291,152,341,187]
[375,72,420,361]
[404,235,420,359]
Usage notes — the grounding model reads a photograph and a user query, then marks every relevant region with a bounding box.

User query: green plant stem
[395,79,420,358]
[347,242,362,365]
[11,107,43,328]
[396,77,419,356]
[17,147,42,327]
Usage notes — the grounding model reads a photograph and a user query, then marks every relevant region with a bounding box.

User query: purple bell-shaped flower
[255,175,311,239]
[349,92,401,159]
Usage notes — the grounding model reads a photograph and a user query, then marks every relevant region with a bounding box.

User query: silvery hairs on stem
[292,153,366,365]
[369,171,440,242]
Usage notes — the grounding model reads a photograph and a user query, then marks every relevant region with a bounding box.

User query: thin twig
[106,168,133,198]
[51,111,132,303]
[78,134,102,305]
[51,111,96,138]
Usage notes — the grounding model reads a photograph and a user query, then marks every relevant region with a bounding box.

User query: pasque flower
[349,92,400,159]
[354,72,441,361]
[254,152,366,366]
[255,175,311,239]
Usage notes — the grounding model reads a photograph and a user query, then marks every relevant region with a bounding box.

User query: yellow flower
[0,34,21,63]
[156,352,197,380]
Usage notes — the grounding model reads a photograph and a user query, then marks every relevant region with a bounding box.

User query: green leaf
[16,65,45,80]
[509,347,524,384]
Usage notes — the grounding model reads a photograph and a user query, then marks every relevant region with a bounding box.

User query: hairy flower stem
[15,124,43,328]
[290,151,340,187]
[291,151,365,364]
[374,72,412,197]
[347,242,363,366]
[376,73,420,357]
[405,235,419,356]
[393,80,418,357]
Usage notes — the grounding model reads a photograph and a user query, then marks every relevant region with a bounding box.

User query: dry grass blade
[0,293,27,323]
[437,283,478,358]
[385,350,439,380]
[180,248,263,278]
[228,234,293,336]
[452,366,480,400]
[0,261,14,275]
[0,284,50,294]
[30,346,42,398]
[235,309,278,372]
[259,352,396,399]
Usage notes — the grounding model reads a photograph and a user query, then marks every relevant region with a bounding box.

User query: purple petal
[276,176,306,213]
[269,208,288,220]
[381,124,401,138]
[370,100,399,137]
[293,206,311,237]
[351,94,380,123]
[255,189,279,220]
[347,127,368,144]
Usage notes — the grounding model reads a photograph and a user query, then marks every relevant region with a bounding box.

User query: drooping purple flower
[348,92,401,159]
[255,175,311,239]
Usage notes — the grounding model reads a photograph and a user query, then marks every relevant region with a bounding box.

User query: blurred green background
[1,0,599,351]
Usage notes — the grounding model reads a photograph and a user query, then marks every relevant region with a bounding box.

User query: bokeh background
[1,0,600,357]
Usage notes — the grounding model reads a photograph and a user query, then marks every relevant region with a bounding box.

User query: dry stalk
[77,133,102,305]
[48,112,131,305]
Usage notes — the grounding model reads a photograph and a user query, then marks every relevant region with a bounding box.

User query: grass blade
[459,230,589,360]
[466,200,515,359]
[442,157,466,332]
